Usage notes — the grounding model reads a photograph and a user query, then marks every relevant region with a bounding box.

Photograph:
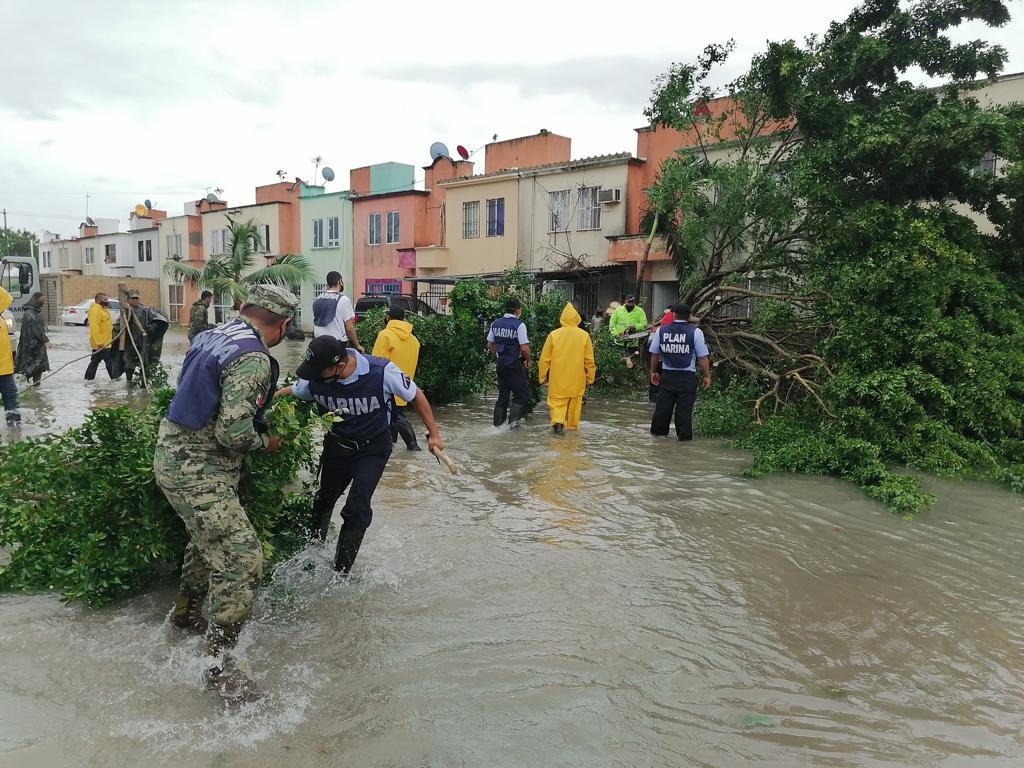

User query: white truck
[1,255,40,337]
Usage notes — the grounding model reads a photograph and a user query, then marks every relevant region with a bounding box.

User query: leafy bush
[0,391,324,606]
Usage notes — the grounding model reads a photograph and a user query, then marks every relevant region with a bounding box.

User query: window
[146,240,153,262]
[213,292,232,324]
[549,190,570,232]
[313,218,325,248]
[58,247,69,269]
[462,201,480,239]
[327,216,339,247]
[85,246,95,265]
[291,285,302,326]
[386,211,400,244]
[577,186,600,230]
[41,250,51,269]
[166,234,182,260]
[168,284,184,323]
[260,224,271,252]
[137,240,152,262]
[368,213,381,245]
[104,244,116,263]
[976,151,998,175]
[486,198,505,237]
[210,228,226,255]
[366,279,400,295]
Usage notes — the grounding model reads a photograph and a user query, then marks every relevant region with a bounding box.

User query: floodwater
[2,325,1024,767]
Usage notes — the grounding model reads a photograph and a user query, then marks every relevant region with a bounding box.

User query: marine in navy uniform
[486,296,531,429]
[277,336,445,573]
[649,303,712,440]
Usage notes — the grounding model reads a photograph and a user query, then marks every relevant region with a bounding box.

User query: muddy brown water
[1,326,1023,767]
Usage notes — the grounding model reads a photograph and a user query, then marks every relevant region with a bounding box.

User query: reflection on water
[2,326,1024,766]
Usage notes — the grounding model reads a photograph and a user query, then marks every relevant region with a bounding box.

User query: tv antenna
[322,166,335,183]
[275,169,288,181]
[311,155,323,182]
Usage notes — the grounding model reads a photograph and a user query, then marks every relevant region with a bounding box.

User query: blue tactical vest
[307,355,391,443]
[657,321,697,371]
[490,315,524,367]
[312,293,343,328]
[167,318,276,429]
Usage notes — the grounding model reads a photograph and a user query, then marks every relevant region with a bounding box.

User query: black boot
[395,416,421,450]
[493,404,508,427]
[508,402,525,430]
[333,529,366,574]
[309,495,334,542]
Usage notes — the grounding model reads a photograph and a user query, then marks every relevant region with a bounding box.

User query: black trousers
[650,370,698,440]
[84,348,114,380]
[391,404,418,449]
[310,433,392,540]
[494,362,530,426]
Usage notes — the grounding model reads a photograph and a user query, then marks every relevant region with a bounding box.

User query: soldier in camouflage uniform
[153,283,298,699]
[116,288,169,386]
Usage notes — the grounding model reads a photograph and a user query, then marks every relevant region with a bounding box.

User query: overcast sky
[1,0,1021,240]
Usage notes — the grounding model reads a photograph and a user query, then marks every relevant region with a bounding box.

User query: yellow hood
[559,303,582,328]
[386,319,414,340]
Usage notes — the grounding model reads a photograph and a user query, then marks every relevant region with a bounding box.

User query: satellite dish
[456,145,470,160]
[134,204,147,217]
[429,141,450,160]
[144,199,152,209]
[206,192,219,203]
[322,167,335,182]
[85,217,96,226]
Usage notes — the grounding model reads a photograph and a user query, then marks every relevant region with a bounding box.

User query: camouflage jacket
[154,318,273,484]
[187,300,214,340]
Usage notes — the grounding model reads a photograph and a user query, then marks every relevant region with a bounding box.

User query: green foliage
[590,329,646,393]
[410,312,491,404]
[640,0,1024,512]
[0,393,324,606]
[694,379,758,438]
[1,227,39,259]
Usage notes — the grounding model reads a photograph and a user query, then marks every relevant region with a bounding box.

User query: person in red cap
[276,336,444,574]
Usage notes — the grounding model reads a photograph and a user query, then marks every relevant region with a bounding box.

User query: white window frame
[84,246,95,265]
[327,216,340,247]
[386,211,400,244]
[168,284,184,323]
[368,213,382,246]
[549,190,570,232]
[463,201,480,239]
[486,198,505,238]
[260,223,271,253]
[313,218,324,249]
[577,186,601,230]
[104,244,116,264]
[166,234,182,260]
[42,250,51,269]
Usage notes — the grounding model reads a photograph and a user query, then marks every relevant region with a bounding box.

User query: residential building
[350,156,473,303]
[298,183,354,333]
[158,206,205,324]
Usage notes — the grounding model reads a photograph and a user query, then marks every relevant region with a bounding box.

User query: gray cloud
[369,56,679,111]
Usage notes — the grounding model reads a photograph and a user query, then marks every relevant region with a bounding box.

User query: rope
[36,307,153,389]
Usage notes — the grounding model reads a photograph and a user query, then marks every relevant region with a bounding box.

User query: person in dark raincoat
[115,289,169,385]
[15,292,50,386]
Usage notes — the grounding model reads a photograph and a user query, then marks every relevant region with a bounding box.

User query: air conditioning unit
[597,187,622,205]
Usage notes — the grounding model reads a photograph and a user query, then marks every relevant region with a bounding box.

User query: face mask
[99,300,109,306]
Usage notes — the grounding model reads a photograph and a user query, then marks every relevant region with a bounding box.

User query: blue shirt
[293,351,418,403]
[649,323,709,372]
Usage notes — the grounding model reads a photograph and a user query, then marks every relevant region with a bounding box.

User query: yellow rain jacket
[539,303,596,399]
[371,318,421,406]
[0,287,13,376]
[87,301,113,351]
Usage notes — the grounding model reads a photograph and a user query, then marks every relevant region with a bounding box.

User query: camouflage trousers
[154,472,264,629]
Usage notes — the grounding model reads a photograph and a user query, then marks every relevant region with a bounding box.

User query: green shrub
[0,391,325,606]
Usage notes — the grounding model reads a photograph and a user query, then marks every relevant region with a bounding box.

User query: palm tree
[165,216,312,309]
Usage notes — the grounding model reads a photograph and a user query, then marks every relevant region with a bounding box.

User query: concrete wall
[298,189,354,331]
[518,161,629,273]
[351,193,426,299]
[485,130,571,173]
[439,176,519,276]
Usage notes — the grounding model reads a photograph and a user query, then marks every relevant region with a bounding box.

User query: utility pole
[2,207,8,257]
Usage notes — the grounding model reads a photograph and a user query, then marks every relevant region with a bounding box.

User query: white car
[60,298,121,326]
[2,308,13,337]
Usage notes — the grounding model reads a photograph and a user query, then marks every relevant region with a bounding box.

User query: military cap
[126,288,141,298]
[244,284,299,318]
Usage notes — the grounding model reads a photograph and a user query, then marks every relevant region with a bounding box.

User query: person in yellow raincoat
[538,302,596,434]
[371,306,422,451]
[0,286,21,426]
